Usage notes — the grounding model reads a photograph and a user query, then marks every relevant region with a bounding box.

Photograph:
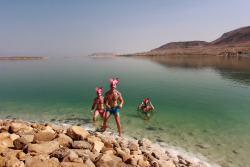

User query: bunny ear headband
[110,77,119,88]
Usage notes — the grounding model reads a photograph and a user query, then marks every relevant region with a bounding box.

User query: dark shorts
[106,106,120,114]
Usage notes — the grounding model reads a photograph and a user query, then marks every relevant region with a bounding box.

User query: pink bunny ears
[110,77,119,88]
[95,86,103,95]
[143,98,150,106]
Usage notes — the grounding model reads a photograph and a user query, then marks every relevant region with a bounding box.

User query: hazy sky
[1,0,250,57]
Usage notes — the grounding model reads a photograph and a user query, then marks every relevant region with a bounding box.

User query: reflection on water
[132,55,250,85]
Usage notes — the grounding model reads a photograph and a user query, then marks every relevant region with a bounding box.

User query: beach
[0,119,218,167]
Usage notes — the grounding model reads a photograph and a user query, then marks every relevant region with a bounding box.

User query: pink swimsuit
[95,109,105,117]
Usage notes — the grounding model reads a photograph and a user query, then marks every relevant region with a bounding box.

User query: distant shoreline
[0,56,49,60]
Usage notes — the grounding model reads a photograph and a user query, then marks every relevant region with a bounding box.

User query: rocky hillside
[127,26,250,56]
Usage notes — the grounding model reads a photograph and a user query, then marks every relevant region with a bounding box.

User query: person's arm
[91,100,96,114]
[118,93,124,109]
[149,101,154,111]
[104,94,111,109]
[137,102,144,110]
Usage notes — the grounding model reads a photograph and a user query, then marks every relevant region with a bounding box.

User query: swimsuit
[106,106,120,114]
[95,109,105,117]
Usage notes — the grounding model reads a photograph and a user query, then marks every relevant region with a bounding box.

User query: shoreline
[0,119,218,167]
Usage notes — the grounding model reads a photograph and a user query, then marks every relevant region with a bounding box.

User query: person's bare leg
[93,111,99,122]
[103,112,111,131]
[114,113,122,137]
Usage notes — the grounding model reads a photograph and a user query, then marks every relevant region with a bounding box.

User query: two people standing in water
[91,78,123,137]
[91,77,154,136]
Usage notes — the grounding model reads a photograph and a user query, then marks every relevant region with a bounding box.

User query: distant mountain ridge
[127,26,250,56]
[211,26,250,45]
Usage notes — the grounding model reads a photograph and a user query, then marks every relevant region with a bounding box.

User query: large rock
[53,134,73,147]
[33,132,55,143]
[116,147,130,162]
[92,141,104,153]
[25,155,52,167]
[41,126,55,133]
[95,153,113,167]
[138,138,152,147]
[26,141,59,154]
[72,141,92,149]
[10,134,20,141]
[129,141,139,151]
[87,136,102,144]
[84,158,95,167]
[0,132,10,139]
[138,158,150,167]
[10,123,30,133]
[0,154,25,167]
[66,126,90,140]
[13,135,34,150]
[51,147,70,159]
[62,150,79,162]
[60,162,88,167]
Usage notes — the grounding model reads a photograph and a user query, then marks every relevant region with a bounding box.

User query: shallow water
[0,56,250,167]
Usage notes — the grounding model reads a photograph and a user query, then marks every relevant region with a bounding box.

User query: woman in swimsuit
[90,87,105,122]
[137,98,154,119]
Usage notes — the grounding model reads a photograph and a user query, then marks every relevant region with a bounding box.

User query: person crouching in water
[137,98,154,119]
[90,86,105,122]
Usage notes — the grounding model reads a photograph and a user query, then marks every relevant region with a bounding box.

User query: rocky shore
[0,120,216,167]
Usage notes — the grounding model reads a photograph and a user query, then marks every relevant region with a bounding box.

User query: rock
[72,141,92,149]
[33,132,55,143]
[116,147,130,162]
[3,120,12,126]
[196,143,211,149]
[10,134,20,141]
[100,137,113,148]
[26,141,59,154]
[0,125,10,132]
[0,132,10,139]
[129,141,139,151]
[62,150,79,162]
[13,135,34,150]
[84,158,95,167]
[138,158,150,167]
[10,123,29,133]
[25,155,53,167]
[66,126,90,140]
[95,153,113,167]
[23,126,35,135]
[110,154,122,162]
[52,125,64,133]
[30,158,59,167]
[72,158,83,163]
[60,162,88,167]
[92,141,104,153]
[45,122,52,127]
[0,119,2,126]
[138,138,152,147]
[87,136,102,144]
[16,151,26,160]
[71,149,90,159]
[53,134,73,147]
[41,126,55,133]
[0,154,25,167]
[51,147,70,159]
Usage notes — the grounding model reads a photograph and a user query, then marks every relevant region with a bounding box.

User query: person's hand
[90,110,93,114]
[106,105,111,110]
[118,104,123,109]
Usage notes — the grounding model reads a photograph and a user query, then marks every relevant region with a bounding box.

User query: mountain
[126,26,250,56]
[211,26,250,45]
[89,52,119,57]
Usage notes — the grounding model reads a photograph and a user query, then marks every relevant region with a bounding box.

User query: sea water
[0,56,250,167]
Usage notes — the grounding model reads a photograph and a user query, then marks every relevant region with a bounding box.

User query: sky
[0,0,250,57]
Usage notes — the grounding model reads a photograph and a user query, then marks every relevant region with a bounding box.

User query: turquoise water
[0,56,250,167]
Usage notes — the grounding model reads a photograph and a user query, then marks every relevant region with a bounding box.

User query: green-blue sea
[0,55,250,167]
